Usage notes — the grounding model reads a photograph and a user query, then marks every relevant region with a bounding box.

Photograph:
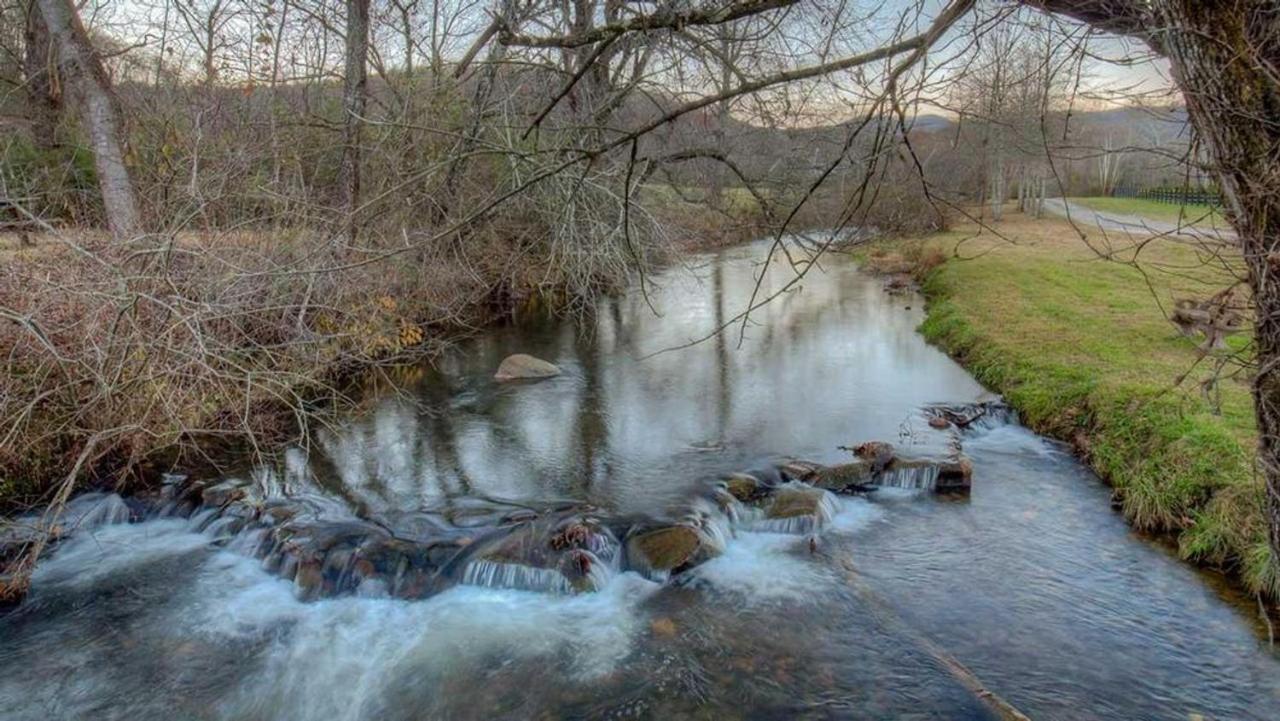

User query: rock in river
[625,524,713,576]
[752,483,838,534]
[723,472,768,502]
[494,353,561,382]
[766,484,830,520]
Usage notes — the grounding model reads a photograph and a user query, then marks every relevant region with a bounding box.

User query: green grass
[640,183,767,215]
[1070,196,1225,226]
[910,221,1275,598]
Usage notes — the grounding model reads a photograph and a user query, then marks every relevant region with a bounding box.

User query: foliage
[0,136,100,224]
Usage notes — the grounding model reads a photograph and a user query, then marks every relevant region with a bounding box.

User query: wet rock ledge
[4,401,1012,604]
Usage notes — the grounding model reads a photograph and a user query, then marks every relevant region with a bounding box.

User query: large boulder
[494,353,560,382]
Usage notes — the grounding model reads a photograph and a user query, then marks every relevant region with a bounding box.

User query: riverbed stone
[201,480,248,508]
[626,524,705,573]
[494,353,561,382]
[765,484,828,520]
[650,617,678,637]
[924,400,1014,430]
[936,455,974,493]
[851,441,895,468]
[723,472,765,502]
[778,460,822,482]
[810,461,874,493]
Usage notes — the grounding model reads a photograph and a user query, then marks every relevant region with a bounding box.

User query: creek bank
[879,242,1278,601]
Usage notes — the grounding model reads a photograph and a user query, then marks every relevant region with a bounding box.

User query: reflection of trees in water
[306,430,377,519]
[418,379,474,498]
[573,310,610,496]
[291,248,969,520]
[714,259,732,445]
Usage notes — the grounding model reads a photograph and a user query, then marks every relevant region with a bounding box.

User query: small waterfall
[740,486,840,535]
[204,515,245,540]
[744,515,822,534]
[687,497,734,553]
[63,493,131,529]
[874,464,940,491]
[460,560,575,595]
[963,403,1018,430]
[700,513,732,553]
[583,555,617,591]
[152,499,187,518]
[581,530,621,564]
[227,527,270,556]
[926,401,1018,433]
[188,507,221,532]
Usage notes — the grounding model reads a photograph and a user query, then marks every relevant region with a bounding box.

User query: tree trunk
[338,0,370,243]
[1151,1,1280,568]
[991,151,1004,221]
[24,1,60,151]
[711,27,733,210]
[35,0,141,239]
[1017,165,1027,213]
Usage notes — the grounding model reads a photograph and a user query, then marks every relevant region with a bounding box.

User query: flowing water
[3,240,1279,720]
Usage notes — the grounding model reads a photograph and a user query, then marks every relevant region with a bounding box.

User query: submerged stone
[494,353,561,382]
[650,617,678,637]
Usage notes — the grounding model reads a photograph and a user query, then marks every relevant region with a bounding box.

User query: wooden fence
[1113,186,1222,206]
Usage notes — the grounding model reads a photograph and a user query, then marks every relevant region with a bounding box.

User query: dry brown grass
[0,226,525,509]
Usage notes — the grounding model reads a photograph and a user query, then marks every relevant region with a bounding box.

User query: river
[2,239,1278,720]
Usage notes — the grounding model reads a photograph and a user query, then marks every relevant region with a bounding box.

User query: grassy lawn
[1070,196,1225,226]
[900,214,1274,598]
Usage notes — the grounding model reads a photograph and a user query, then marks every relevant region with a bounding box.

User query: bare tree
[23,0,60,152]
[1096,132,1125,195]
[35,0,142,239]
[339,0,370,242]
[171,0,239,91]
